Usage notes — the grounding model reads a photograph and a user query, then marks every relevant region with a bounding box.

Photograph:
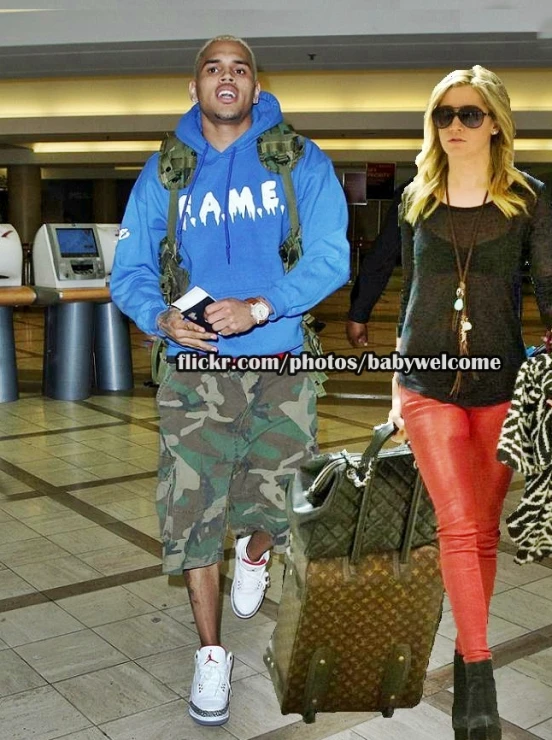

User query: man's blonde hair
[194,35,257,79]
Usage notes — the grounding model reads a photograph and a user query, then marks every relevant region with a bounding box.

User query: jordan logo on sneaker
[204,650,220,665]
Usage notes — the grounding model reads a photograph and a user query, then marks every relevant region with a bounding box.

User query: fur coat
[497,353,552,564]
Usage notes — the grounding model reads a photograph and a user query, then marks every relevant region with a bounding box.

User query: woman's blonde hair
[404,65,534,224]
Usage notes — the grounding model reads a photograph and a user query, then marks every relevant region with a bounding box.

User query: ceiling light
[33,141,160,153]
[313,139,423,150]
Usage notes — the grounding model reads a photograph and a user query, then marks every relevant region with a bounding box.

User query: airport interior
[3,4,552,739]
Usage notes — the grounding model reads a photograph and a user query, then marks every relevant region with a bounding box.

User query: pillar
[93,179,118,223]
[7,165,42,245]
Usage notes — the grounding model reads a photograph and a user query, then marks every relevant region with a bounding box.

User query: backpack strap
[258,123,303,241]
[151,134,197,383]
[258,123,304,270]
[159,133,197,190]
[258,123,326,395]
[157,133,197,305]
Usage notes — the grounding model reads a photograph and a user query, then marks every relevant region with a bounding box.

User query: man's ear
[189,80,198,103]
[253,81,261,104]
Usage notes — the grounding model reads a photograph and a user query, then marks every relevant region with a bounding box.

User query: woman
[389,65,552,740]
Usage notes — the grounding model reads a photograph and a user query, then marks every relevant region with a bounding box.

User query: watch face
[252,302,269,323]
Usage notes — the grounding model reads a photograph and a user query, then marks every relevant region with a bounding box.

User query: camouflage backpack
[154,122,326,393]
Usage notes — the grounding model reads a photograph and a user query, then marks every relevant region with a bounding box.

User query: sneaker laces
[196,660,230,696]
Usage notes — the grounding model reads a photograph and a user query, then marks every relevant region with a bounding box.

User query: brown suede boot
[465,659,501,739]
[452,651,468,740]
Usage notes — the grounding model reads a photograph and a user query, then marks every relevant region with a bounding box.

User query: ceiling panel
[1,33,552,78]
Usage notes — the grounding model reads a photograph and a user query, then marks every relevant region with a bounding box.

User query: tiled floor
[1,275,552,739]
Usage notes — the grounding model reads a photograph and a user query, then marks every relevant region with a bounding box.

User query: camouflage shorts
[156,366,318,573]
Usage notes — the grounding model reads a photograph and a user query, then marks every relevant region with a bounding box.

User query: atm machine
[0,225,23,402]
[32,223,133,400]
[0,225,23,287]
[32,223,106,289]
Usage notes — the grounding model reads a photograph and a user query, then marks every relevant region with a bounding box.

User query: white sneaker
[231,535,270,619]
[188,645,233,726]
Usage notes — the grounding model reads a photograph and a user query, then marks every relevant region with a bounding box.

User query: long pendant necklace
[445,187,488,396]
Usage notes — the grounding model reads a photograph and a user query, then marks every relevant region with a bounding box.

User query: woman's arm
[388,203,414,441]
[388,337,408,441]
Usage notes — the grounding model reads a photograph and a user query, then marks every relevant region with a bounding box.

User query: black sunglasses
[431,105,490,129]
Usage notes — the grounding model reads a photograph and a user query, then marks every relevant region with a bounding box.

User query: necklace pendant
[454,285,465,311]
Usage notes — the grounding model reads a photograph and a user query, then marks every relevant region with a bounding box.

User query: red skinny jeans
[400,386,512,662]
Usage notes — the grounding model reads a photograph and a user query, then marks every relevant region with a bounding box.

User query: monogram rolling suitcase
[264,422,444,723]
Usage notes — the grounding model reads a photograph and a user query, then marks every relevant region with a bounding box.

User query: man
[110,35,349,726]
[346,180,410,347]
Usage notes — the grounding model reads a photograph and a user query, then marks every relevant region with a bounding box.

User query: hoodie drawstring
[223,148,236,264]
[174,143,237,266]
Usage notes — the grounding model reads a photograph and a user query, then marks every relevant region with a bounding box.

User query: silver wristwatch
[245,297,270,325]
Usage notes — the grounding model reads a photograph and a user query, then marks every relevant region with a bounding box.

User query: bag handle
[350,421,427,565]
[357,421,396,478]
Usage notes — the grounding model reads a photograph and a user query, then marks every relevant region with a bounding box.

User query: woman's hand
[388,372,408,442]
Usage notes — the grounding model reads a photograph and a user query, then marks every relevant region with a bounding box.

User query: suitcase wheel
[303,708,316,724]
[382,707,395,718]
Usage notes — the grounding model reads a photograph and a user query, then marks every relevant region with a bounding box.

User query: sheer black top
[398,173,552,406]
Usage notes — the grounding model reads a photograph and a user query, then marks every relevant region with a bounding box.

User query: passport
[171,286,215,331]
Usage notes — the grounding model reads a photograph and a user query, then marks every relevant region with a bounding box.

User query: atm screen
[56,228,99,257]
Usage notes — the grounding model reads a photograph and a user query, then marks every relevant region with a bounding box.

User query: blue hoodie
[110,91,349,358]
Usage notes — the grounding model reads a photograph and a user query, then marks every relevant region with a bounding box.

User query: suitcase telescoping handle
[350,421,427,565]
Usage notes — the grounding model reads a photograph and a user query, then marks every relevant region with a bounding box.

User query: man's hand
[157,307,218,352]
[346,320,368,347]
[204,299,257,336]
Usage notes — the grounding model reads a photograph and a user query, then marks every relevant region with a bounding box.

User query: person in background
[389,65,552,739]
[346,180,410,347]
[110,35,349,727]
